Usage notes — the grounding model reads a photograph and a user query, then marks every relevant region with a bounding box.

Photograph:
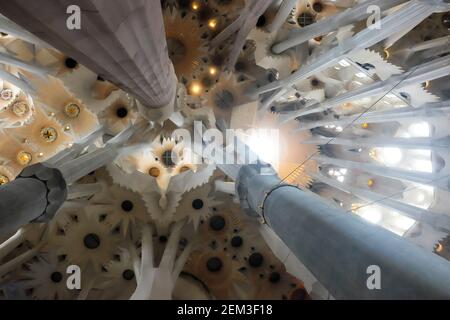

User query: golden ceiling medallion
[64,102,81,118]
[0,89,13,101]
[0,174,9,185]
[12,101,29,116]
[369,149,378,160]
[16,151,32,165]
[40,127,58,143]
[148,167,161,178]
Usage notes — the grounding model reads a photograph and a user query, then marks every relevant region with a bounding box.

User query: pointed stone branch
[251,0,447,96]
[0,241,45,278]
[130,220,191,300]
[209,0,272,69]
[281,56,450,122]
[266,0,297,33]
[46,127,104,166]
[271,0,407,53]
[403,35,450,54]
[302,135,450,150]
[225,0,273,70]
[58,125,140,184]
[67,183,103,200]
[309,171,450,232]
[0,14,49,47]
[313,155,449,189]
[0,52,50,77]
[171,239,195,282]
[0,228,25,261]
[130,224,155,300]
[295,100,450,131]
[214,180,236,195]
[0,69,35,94]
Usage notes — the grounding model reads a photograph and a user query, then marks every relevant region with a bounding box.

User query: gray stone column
[0,163,67,236]
[236,163,450,299]
[0,0,177,121]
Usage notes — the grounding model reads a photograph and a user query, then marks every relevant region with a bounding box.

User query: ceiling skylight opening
[375,147,403,166]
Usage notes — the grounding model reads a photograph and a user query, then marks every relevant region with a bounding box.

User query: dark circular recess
[122,269,135,281]
[201,76,213,88]
[310,78,320,87]
[209,215,226,231]
[65,57,78,69]
[270,106,276,113]
[97,75,105,81]
[269,272,281,283]
[230,236,243,248]
[177,0,190,10]
[83,233,101,249]
[290,288,307,300]
[234,61,247,72]
[50,271,63,283]
[206,257,223,272]
[248,252,264,268]
[192,199,204,210]
[399,92,410,100]
[216,0,232,5]
[162,150,176,167]
[121,200,134,212]
[267,71,278,82]
[199,6,213,21]
[442,13,450,28]
[214,90,235,110]
[256,15,266,27]
[211,54,224,66]
[312,2,323,12]
[116,107,128,118]
[359,63,375,70]
[167,38,187,64]
[297,13,315,27]
[159,236,168,243]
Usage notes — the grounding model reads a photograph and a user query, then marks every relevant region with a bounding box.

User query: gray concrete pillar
[0,163,67,236]
[0,0,177,121]
[236,163,450,299]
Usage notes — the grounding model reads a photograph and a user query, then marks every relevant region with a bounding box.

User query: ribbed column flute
[0,0,177,121]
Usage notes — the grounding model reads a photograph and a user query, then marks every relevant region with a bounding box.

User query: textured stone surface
[0,0,176,109]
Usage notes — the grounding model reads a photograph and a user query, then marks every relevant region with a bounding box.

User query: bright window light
[377,147,403,166]
[408,122,430,138]
[394,215,415,230]
[359,207,383,224]
[338,59,350,67]
[410,159,433,173]
[246,129,280,170]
